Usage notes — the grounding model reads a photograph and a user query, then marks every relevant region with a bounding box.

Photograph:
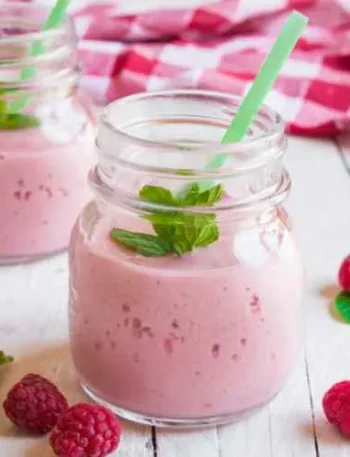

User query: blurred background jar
[0,1,96,264]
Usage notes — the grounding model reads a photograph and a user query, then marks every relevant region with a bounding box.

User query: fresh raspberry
[3,373,68,434]
[323,381,350,436]
[50,403,122,457]
[339,255,350,291]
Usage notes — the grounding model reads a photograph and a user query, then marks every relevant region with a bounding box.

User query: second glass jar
[0,2,96,263]
[69,90,303,427]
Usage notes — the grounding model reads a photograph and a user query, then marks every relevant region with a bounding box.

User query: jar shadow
[299,416,344,445]
[319,284,343,323]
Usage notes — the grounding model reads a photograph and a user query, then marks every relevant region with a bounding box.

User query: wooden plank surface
[285,135,350,457]
[2,136,349,457]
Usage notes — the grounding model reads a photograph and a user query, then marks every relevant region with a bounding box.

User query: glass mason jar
[0,2,96,263]
[69,90,303,427]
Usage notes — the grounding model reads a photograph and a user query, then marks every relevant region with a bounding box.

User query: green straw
[206,11,308,171]
[8,0,70,112]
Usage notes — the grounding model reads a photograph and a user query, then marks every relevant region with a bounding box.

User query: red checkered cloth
[71,0,350,136]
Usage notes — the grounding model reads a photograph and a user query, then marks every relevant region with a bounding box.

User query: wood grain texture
[336,134,350,178]
[286,136,350,457]
[2,136,346,457]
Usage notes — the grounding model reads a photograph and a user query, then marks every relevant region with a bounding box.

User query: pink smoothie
[0,125,95,260]
[69,206,303,420]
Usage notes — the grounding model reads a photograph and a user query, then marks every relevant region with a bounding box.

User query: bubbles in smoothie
[240,338,247,346]
[163,338,173,354]
[94,341,103,351]
[122,303,131,313]
[250,294,261,313]
[39,185,53,199]
[110,341,117,351]
[172,319,179,329]
[142,326,154,338]
[132,319,143,339]
[211,343,220,358]
[58,188,69,197]
[105,330,111,338]
[232,353,239,361]
[132,318,142,328]
[124,318,129,328]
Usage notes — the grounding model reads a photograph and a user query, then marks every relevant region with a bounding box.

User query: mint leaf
[0,84,40,129]
[192,214,219,247]
[172,214,218,254]
[0,113,40,130]
[0,87,13,115]
[146,212,177,245]
[145,212,218,255]
[111,182,223,257]
[335,292,350,323]
[0,351,14,366]
[140,185,179,207]
[179,183,201,206]
[140,183,224,208]
[180,183,224,206]
[111,228,171,257]
[195,184,224,205]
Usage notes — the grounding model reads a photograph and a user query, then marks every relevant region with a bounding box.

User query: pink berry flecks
[3,373,68,434]
[323,381,350,436]
[339,254,350,291]
[50,403,122,457]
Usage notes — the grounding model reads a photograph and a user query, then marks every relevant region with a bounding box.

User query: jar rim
[0,1,79,94]
[0,1,73,46]
[99,89,285,158]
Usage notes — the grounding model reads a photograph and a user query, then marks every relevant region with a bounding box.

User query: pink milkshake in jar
[69,90,303,427]
[0,2,96,263]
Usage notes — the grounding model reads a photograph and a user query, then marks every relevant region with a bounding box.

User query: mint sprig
[0,113,40,130]
[110,183,223,257]
[111,229,171,257]
[0,350,14,366]
[0,87,40,130]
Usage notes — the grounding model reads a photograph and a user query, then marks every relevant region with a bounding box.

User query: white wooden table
[2,1,350,456]
[1,134,350,457]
